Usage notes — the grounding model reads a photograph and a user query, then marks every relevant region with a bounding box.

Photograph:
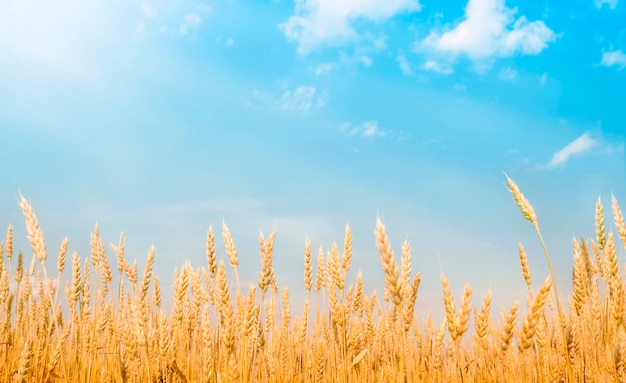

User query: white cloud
[599,50,626,69]
[340,121,386,137]
[340,122,359,136]
[420,0,556,62]
[280,0,421,54]
[180,13,201,35]
[362,121,384,136]
[595,0,619,9]
[546,132,597,169]
[281,86,328,111]
[396,55,413,75]
[498,67,517,81]
[179,5,211,36]
[424,60,453,74]
[314,62,335,75]
[226,38,235,46]
[340,52,373,68]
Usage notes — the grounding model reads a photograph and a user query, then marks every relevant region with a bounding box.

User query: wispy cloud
[499,67,517,81]
[418,0,556,69]
[313,62,335,75]
[133,4,158,42]
[340,121,387,137]
[280,0,421,54]
[546,132,597,169]
[599,50,626,70]
[281,86,328,111]
[396,55,413,75]
[424,60,453,74]
[179,5,211,36]
[595,0,619,9]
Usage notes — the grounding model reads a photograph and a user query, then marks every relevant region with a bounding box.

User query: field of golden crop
[1,176,625,382]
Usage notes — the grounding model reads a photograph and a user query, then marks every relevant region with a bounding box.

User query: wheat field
[1,176,625,382]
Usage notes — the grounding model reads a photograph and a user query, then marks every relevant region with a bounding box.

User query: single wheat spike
[501,301,519,353]
[258,231,277,294]
[506,175,538,231]
[519,276,552,351]
[518,243,532,289]
[441,273,457,339]
[281,286,291,331]
[353,271,365,316]
[140,246,156,300]
[454,283,473,341]
[153,275,162,309]
[191,269,207,306]
[15,250,23,284]
[206,226,217,279]
[604,232,621,294]
[400,240,412,301]
[315,247,325,293]
[572,238,588,316]
[329,242,343,291]
[222,222,238,271]
[376,219,402,306]
[18,194,47,263]
[432,320,446,370]
[111,233,132,279]
[216,260,233,323]
[128,260,138,287]
[596,197,607,252]
[403,273,421,332]
[474,289,492,339]
[0,268,8,307]
[70,251,81,307]
[342,225,352,272]
[5,224,12,260]
[90,223,102,267]
[612,195,626,249]
[578,238,596,275]
[304,238,313,292]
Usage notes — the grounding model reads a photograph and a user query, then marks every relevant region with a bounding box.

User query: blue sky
[1,0,625,318]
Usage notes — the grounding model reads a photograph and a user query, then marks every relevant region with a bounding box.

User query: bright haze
[1,0,625,318]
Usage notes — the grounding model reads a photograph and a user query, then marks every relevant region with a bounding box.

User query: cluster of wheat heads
[1,178,626,382]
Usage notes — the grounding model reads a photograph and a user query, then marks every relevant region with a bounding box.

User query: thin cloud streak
[546,132,597,169]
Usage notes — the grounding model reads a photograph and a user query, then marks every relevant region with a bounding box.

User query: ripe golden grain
[2,180,626,381]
